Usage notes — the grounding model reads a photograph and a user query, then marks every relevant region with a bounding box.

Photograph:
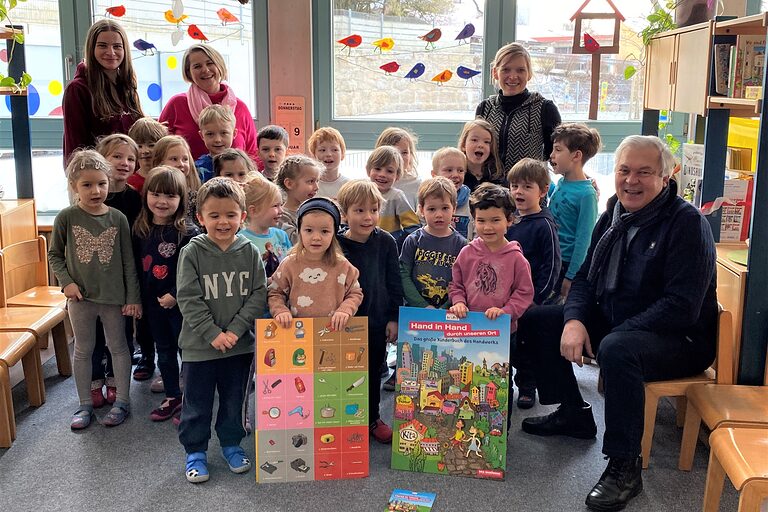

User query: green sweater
[176,234,266,362]
[48,205,140,306]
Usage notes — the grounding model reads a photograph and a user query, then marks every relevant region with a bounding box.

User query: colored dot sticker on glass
[48,80,63,96]
[167,55,177,69]
[147,83,162,102]
[5,84,40,116]
[0,49,7,63]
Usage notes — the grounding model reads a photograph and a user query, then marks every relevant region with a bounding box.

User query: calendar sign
[274,96,306,155]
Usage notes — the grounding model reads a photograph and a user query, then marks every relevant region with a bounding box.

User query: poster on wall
[390,306,511,481]
[274,96,306,155]
[255,316,369,483]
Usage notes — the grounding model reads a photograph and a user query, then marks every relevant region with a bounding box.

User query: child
[309,127,349,200]
[195,104,237,183]
[241,173,293,277]
[375,127,421,209]
[505,158,562,409]
[127,117,169,194]
[458,118,505,191]
[213,148,257,184]
[153,135,202,230]
[336,180,404,443]
[366,146,420,248]
[257,125,289,180]
[48,150,141,429]
[431,147,471,239]
[548,123,600,300]
[475,42,561,173]
[176,177,266,483]
[448,182,533,327]
[268,197,362,332]
[134,166,197,422]
[276,155,322,244]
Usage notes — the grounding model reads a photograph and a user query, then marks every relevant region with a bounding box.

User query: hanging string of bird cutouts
[336,23,482,88]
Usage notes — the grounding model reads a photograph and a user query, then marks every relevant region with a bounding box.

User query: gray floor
[0,354,740,512]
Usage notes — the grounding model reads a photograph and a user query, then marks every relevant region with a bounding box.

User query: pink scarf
[186,82,238,120]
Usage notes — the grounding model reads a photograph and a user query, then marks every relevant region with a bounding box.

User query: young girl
[475,42,561,174]
[375,127,421,210]
[241,174,292,277]
[48,150,141,429]
[268,197,362,331]
[458,119,505,191]
[127,117,169,194]
[152,135,202,229]
[276,155,322,244]
[133,166,197,422]
[213,148,257,184]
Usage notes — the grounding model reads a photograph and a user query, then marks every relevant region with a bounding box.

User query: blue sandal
[186,452,209,483]
[222,446,251,474]
[70,407,94,430]
[103,402,130,427]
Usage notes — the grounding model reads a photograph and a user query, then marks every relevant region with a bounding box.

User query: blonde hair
[213,148,257,177]
[66,149,112,190]
[366,146,404,180]
[242,173,282,218]
[133,166,189,240]
[128,117,168,145]
[198,104,235,129]
[375,127,418,179]
[491,42,533,85]
[182,44,228,83]
[458,118,504,182]
[336,179,385,213]
[83,20,143,121]
[276,155,322,192]
[197,176,246,213]
[152,135,202,192]
[308,127,347,157]
[417,176,457,208]
[96,133,138,163]
[431,147,466,171]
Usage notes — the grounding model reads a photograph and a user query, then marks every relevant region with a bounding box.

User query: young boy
[257,125,289,181]
[176,177,267,483]
[195,105,237,183]
[336,179,404,443]
[548,123,600,300]
[505,158,562,409]
[431,147,471,239]
[309,127,349,200]
[127,117,168,194]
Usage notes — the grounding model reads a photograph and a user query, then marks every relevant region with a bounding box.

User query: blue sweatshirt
[506,207,561,305]
[549,178,597,279]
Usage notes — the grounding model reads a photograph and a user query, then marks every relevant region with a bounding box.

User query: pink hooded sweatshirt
[448,237,534,331]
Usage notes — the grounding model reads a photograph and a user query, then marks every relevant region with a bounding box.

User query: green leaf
[13,32,23,44]
[624,65,637,79]
[0,76,16,87]
[20,71,31,87]
[0,5,6,22]
[647,12,661,22]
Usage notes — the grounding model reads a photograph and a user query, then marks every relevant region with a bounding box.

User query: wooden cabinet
[715,243,748,378]
[0,200,37,249]
[645,35,677,111]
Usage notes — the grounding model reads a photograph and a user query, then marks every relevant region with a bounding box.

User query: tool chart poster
[391,307,511,480]
[255,316,370,483]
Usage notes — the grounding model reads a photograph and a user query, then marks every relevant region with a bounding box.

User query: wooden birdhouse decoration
[570,0,625,119]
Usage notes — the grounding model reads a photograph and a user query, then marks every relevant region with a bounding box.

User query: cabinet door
[644,35,676,111]
[673,27,712,115]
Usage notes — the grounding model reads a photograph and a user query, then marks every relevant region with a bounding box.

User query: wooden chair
[640,308,731,469]
[0,331,43,447]
[2,236,66,309]
[702,427,768,512]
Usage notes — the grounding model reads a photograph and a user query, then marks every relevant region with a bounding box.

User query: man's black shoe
[585,456,643,511]
[521,402,597,439]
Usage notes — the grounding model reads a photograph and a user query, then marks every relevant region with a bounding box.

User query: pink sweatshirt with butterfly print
[448,237,534,332]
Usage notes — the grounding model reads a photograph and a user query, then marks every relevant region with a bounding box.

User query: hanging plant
[0,0,33,93]
[623,1,678,80]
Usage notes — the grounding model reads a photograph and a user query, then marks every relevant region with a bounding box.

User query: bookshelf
[643,13,768,385]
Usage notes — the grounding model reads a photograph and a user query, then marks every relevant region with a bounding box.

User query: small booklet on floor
[386,489,437,511]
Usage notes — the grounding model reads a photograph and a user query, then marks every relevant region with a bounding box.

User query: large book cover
[740,35,766,90]
[680,143,705,205]
[386,489,437,511]
[390,307,511,480]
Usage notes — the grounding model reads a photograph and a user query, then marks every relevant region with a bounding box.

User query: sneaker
[370,419,393,444]
[222,446,251,473]
[103,402,130,427]
[150,376,165,393]
[172,409,182,427]
[104,377,117,404]
[132,357,154,381]
[149,396,182,422]
[585,456,643,511]
[382,373,396,391]
[70,408,94,430]
[517,388,536,410]
[90,380,105,408]
[521,402,597,439]
[185,452,209,483]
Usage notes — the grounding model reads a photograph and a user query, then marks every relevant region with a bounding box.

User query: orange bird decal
[188,25,209,42]
[217,8,239,24]
[431,69,453,85]
[419,28,442,49]
[379,61,400,74]
[372,37,395,53]
[105,5,126,17]
[164,10,188,24]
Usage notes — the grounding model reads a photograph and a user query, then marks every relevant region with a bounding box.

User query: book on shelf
[680,143,704,205]
[713,43,731,95]
[725,35,765,99]
[740,35,765,92]
[726,146,752,173]
[728,45,744,98]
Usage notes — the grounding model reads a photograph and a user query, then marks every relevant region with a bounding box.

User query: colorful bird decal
[455,23,475,44]
[583,33,601,53]
[372,37,395,53]
[337,34,362,54]
[216,8,239,24]
[105,5,126,17]
[380,61,400,75]
[133,39,157,56]
[403,62,425,81]
[164,10,188,24]
[456,65,481,84]
[431,69,453,85]
[188,24,208,42]
[419,28,442,50]
[171,28,184,47]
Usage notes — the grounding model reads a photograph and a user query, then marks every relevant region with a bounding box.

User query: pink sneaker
[370,419,393,444]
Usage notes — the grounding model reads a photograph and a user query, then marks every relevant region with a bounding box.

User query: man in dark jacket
[519,135,717,511]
